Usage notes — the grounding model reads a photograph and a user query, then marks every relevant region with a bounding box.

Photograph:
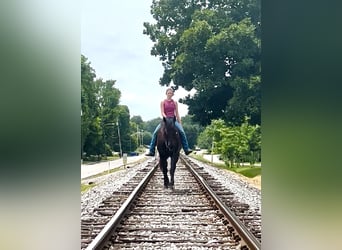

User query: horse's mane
[162,117,177,134]
[157,116,180,153]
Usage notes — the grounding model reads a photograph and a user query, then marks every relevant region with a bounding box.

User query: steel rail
[85,162,158,250]
[181,155,261,250]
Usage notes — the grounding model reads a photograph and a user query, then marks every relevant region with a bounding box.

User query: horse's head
[163,116,176,130]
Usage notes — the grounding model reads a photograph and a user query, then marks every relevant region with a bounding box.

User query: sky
[81,0,191,121]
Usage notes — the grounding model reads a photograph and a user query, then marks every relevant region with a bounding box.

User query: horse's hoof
[164,178,169,187]
[164,184,169,189]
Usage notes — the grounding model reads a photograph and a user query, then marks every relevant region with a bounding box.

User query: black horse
[157,116,181,188]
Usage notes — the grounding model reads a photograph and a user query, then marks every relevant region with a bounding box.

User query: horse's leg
[160,157,169,188]
[169,162,175,187]
[169,155,179,187]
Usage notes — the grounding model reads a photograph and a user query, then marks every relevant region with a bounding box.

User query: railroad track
[81,162,154,248]
[81,156,261,249]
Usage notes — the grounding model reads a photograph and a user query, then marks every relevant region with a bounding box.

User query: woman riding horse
[145,87,192,156]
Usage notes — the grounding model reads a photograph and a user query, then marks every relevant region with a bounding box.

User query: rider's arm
[174,101,181,124]
[160,101,166,118]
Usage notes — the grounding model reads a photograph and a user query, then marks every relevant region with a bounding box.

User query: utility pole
[141,129,144,146]
[117,118,122,157]
[136,125,139,147]
[211,136,214,163]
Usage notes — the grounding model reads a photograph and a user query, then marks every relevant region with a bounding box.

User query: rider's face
[166,90,174,98]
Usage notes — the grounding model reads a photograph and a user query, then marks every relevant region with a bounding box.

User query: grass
[82,155,120,165]
[81,182,97,193]
[229,166,261,178]
[81,167,124,194]
[191,154,261,178]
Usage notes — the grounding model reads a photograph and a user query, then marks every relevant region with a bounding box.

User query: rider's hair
[165,87,174,94]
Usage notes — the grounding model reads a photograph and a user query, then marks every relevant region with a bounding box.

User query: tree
[226,75,260,125]
[83,117,104,157]
[144,118,162,134]
[144,0,261,126]
[131,115,144,127]
[196,129,212,150]
[81,55,100,157]
[95,79,122,154]
[181,115,203,149]
[116,105,131,154]
[81,55,134,158]
[197,118,261,166]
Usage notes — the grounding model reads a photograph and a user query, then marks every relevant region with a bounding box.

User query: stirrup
[185,150,192,155]
[145,152,155,156]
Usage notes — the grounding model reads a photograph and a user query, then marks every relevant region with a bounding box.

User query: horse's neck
[164,122,176,135]
[162,122,174,140]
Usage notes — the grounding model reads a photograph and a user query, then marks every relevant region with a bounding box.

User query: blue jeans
[148,121,190,154]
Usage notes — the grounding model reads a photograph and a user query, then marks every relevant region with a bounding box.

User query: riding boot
[179,130,192,155]
[175,122,192,155]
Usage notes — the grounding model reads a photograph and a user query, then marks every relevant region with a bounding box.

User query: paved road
[197,153,261,166]
[202,154,225,164]
[81,152,260,180]
[81,153,150,179]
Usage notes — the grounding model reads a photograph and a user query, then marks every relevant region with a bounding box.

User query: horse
[156,116,181,188]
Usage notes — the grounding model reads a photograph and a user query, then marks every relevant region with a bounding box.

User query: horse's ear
[163,117,166,123]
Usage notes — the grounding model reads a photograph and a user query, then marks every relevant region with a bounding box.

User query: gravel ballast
[81,158,261,219]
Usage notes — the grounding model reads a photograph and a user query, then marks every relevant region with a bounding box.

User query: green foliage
[81,182,96,193]
[131,116,144,128]
[181,115,204,149]
[130,117,151,149]
[196,129,212,150]
[81,55,132,158]
[142,131,152,146]
[82,56,181,157]
[197,118,261,166]
[83,117,104,156]
[232,167,261,178]
[144,118,161,133]
[117,105,131,153]
[81,55,98,157]
[192,154,260,179]
[226,75,260,125]
[144,0,261,126]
